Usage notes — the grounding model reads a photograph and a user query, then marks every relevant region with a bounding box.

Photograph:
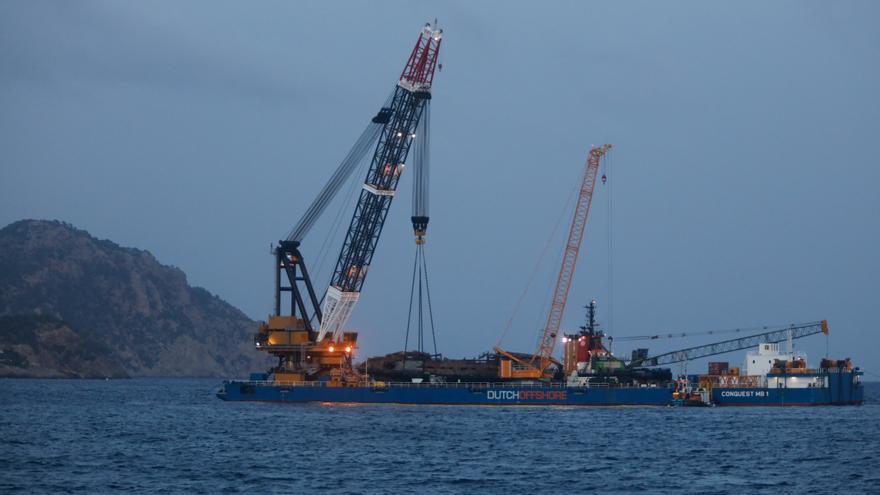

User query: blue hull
[712,387,862,406]
[218,382,673,406]
[217,375,863,406]
[712,371,864,406]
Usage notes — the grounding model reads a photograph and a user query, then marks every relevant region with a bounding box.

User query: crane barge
[221,298,863,405]
[217,23,862,407]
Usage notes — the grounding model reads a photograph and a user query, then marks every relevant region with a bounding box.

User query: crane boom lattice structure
[318,25,442,343]
[637,320,829,367]
[496,144,612,379]
[533,144,612,368]
[256,23,443,385]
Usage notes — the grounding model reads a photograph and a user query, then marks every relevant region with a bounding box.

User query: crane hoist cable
[605,147,614,338]
[403,98,439,363]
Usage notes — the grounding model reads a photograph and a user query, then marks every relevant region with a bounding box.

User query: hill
[0,219,269,378]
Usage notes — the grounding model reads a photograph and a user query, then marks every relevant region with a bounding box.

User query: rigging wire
[417,258,424,353]
[305,93,400,317]
[402,247,420,365]
[421,247,438,356]
[287,123,383,242]
[306,151,373,329]
[614,322,817,342]
[533,240,565,349]
[286,90,395,243]
[402,243,439,372]
[531,176,586,349]
[403,245,439,355]
[311,162,364,292]
[496,180,579,348]
[305,157,369,328]
[607,147,614,337]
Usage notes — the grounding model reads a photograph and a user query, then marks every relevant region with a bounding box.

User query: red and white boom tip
[399,22,443,91]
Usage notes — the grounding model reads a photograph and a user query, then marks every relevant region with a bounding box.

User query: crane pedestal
[254,315,359,385]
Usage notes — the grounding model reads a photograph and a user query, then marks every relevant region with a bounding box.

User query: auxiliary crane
[253,23,442,384]
[631,320,830,367]
[495,144,612,379]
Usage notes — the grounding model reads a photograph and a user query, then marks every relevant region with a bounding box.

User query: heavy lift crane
[254,23,443,384]
[495,144,612,379]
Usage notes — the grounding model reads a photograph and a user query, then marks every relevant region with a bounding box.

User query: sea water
[2,379,878,494]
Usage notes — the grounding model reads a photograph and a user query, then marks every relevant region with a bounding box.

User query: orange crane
[496,144,612,379]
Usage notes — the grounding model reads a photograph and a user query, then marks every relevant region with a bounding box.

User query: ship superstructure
[693,343,862,406]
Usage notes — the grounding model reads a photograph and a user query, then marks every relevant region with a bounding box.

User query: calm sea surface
[1,379,878,494]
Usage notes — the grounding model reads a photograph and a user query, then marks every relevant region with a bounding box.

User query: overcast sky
[2,1,878,374]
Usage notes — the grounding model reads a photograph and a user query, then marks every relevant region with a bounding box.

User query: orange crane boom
[496,144,612,379]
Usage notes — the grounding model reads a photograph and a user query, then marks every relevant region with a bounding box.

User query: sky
[2,1,878,375]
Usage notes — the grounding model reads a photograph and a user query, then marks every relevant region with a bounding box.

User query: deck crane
[631,320,829,367]
[254,23,443,384]
[495,144,612,379]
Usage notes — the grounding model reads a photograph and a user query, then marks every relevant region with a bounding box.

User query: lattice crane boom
[258,23,443,385]
[531,144,612,371]
[317,24,442,343]
[495,144,611,379]
[636,320,829,367]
